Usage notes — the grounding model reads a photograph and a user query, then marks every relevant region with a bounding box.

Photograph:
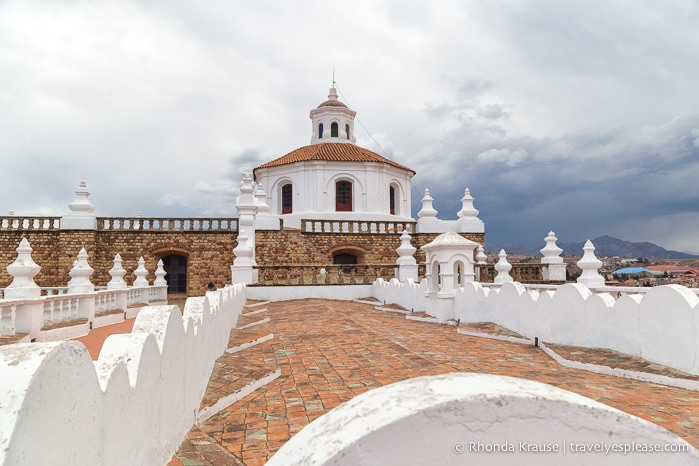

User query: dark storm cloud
[1,0,698,252]
[412,113,699,250]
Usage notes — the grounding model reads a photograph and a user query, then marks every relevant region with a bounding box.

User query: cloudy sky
[1,0,698,253]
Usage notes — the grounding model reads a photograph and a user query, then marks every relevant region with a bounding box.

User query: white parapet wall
[373,279,699,376]
[0,283,246,465]
[372,278,428,312]
[267,373,699,465]
[247,284,374,302]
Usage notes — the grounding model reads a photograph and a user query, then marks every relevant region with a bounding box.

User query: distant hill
[486,235,699,259]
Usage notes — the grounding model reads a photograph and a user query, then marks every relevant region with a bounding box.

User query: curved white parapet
[376,278,699,375]
[0,284,246,465]
[268,373,699,466]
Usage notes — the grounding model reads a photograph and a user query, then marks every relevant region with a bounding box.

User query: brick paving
[74,318,135,359]
[169,299,699,465]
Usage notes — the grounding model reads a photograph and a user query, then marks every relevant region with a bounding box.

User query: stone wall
[255,229,485,266]
[0,228,236,296]
[2,222,486,294]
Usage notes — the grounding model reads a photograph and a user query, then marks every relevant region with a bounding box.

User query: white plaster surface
[0,284,246,465]
[246,284,373,302]
[267,373,699,466]
[375,279,699,375]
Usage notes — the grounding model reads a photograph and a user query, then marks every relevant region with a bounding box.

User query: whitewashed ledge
[0,284,246,465]
[268,373,699,465]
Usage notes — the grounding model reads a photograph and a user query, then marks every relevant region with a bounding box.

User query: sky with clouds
[1,0,698,253]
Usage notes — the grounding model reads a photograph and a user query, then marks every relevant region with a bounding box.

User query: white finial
[494,249,513,284]
[107,253,128,290]
[255,183,270,216]
[62,181,97,230]
[68,181,95,215]
[396,231,417,265]
[540,231,564,264]
[396,230,418,282]
[577,240,605,287]
[233,230,255,266]
[417,188,438,219]
[5,238,42,299]
[154,259,167,286]
[67,247,95,293]
[133,256,150,287]
[457,188,479,218]
[476,245,487,264]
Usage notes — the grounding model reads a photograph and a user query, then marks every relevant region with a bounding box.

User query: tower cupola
[310,87,357,145]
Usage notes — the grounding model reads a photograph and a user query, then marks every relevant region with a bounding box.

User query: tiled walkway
[170,299,699,465]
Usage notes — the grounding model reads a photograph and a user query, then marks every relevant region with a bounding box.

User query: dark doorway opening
[162,255,187,294]
[333,253,357,273]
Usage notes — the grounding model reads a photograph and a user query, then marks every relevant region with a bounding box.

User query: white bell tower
[309,87,357,145]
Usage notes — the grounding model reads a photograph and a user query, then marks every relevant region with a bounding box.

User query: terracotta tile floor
[168,299,699,465]
[74,318,135,359]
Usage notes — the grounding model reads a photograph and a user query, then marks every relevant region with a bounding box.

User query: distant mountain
[487,235,699,259]
[558,235,699,259]
[484,243,541,257]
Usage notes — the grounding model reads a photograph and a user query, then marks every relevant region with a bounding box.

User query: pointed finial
[332,66,336,88]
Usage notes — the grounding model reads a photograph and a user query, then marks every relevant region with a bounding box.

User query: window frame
[281,183,293,214]
[335,180,353,212]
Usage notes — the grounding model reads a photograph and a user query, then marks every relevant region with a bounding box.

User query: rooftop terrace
[120,298,699,465]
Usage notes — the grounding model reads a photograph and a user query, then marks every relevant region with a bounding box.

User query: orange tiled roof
[253,143,415,177]
[317,99,348,108]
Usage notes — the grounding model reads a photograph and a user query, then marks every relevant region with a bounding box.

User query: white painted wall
[373,279,699,375]
[268,373,699,465]
[247,284,373,302]
[0,284,245,465]
[255,160,414,229]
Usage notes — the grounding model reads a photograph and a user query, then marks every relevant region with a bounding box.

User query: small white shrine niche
[421,231,480,323]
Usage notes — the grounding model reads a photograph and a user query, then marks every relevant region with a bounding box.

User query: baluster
[0,305,16,335]
[43,302,52,327]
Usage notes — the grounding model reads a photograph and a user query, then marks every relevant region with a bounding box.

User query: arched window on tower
[345,124,350,140]
[336,180,352,211]
[331,122,339,138]
[281,183,293,214]
[390,186,396,215]
[318,123,324,139]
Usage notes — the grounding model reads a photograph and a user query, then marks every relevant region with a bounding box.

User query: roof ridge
[253,143,415,176]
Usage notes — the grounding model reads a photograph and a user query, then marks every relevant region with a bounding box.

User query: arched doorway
[162,255,187,294]
[334,253,358,274]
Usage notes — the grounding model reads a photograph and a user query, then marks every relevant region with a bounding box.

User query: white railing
[0,284,246,465]
[483,282,699,297]
[98,217,238,232]
[0,216,61,231]
[373,278,699,376]
[301,219,415,234]
[0,285,167,339]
